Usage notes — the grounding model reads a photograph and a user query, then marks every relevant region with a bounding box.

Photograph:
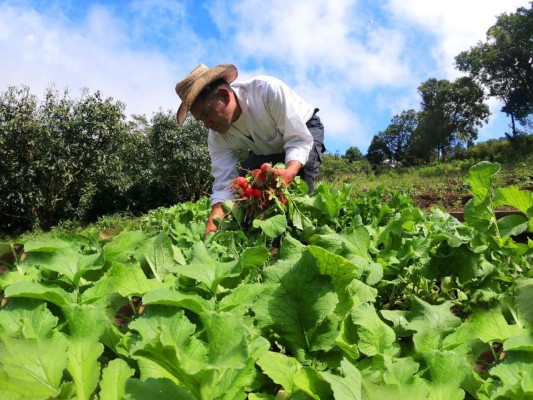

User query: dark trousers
[240,110,325,194]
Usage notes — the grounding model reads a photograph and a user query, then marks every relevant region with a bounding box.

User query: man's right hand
[205,202,225,235]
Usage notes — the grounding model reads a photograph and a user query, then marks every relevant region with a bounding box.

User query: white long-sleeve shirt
[208,76,315,205]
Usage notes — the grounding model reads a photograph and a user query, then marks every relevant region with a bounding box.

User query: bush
[0,86,213,235]
[127,112,212,211]
[318,154,373,182]
[459,135,533,163]
[0,86,134,233]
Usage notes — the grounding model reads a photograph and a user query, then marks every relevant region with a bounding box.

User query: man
[175,64,325,234]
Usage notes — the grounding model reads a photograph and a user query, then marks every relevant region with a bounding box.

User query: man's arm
[205,202,225,235]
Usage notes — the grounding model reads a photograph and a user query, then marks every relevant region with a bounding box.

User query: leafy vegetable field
[1,161,532,400]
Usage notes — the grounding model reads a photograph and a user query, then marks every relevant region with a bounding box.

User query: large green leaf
[406,297,461,353]
[425,244,483,283]
[465,161,501,203]
[253,252,338,361]
[497,214,529,238]
[308,245,361,316]
[64,304,108,400]
[360,355,429,400]
[443,307,522,349]
[423,350,469,400]
[0,332,68,399]
[81,260,162,302]
[99,358,135,400]
[351,303,400,357]
[129,307,265,400]
[504,334,533,351]
[494,186,533,215]
[0,298,58,338]
[171,242,242,294]
[124,378,195,400]
[22,238,102,286]
[216,283,264,314]
[293,366,334,400]
[140,233,176,282]
[515,278,533,325]
[486,352,533,398]
[321,358,362,400]
[102,231,145,264]
[239,246,270,269]
[463,197,494,231]
[5,280,76,307]
[256,351,301,395]
[200,311,250,369]
[142,289,213,315]
[253,214,287,238]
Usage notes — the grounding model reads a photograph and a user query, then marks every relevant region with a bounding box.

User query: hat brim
[176,64,238,125]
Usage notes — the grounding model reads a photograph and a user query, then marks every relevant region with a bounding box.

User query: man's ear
[216,87,232,105]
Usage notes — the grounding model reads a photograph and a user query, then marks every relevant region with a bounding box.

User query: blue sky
[0,0,527,155]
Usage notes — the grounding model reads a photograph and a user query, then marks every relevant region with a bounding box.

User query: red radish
[251,169,266,182]
[260,163,272,172]
[230,165,290,226]
[235,176,248,189]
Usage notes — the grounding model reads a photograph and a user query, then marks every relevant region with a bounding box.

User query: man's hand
[205,203,225,235]
[271,160,302,186]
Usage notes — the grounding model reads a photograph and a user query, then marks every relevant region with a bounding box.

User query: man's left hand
[271,160,302,186]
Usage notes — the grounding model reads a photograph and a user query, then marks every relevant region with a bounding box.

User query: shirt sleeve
[208,133,239,206]
[265,79,314,165]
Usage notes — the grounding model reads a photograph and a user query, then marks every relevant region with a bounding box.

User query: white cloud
[386,0,527,78]
[210,0,414,90]
[0,0,527,153]
[0,3,196,117]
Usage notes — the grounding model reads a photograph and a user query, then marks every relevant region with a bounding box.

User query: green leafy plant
[0,161,531,399]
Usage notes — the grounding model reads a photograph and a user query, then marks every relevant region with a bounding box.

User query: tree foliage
[0,86,132,231]
[409,77,489,162]
[145,112,212,206]
[319,153,372,180]
[367,77,489,165]
[455,6,533,138]
[0,86,212,234]
[366,135,390,166]
[367,110,418,166]
[343,146,364,162]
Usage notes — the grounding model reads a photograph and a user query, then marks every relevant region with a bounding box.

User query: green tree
[455,6,533,138]
[413,77,489,161]
[0,86,132,232]
[343,146,364,162]
[376,109,418,165]
[366,135,390,166]
[146,112,212,205]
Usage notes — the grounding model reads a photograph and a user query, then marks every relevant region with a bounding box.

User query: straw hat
[175,64,238,125]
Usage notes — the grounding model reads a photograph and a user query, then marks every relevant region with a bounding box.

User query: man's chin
[213,125,229,134]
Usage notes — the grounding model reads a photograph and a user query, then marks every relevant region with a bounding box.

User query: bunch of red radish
[230,163,288,222]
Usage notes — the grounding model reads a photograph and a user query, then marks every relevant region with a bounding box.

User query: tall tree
[366,109,418,166]
[343,146,364,163]
[414,77,489,160]
[384,109,418,163]
[366,135,390,166]
[455,6,533,138]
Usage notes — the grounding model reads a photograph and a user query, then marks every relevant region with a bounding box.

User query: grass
[2,147,533,244]
[319,154,533,212]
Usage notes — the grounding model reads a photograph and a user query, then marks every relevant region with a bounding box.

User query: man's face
[190,91,232,134]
